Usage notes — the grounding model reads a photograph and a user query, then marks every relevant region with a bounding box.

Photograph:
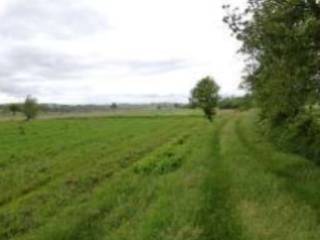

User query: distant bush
[110,103,118,110]
[218,95,253,110]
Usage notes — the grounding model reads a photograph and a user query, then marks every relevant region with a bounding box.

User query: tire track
[197,116,245,240]
[230,111,320,240]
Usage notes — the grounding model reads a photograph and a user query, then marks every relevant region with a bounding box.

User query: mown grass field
[1,111,320,240]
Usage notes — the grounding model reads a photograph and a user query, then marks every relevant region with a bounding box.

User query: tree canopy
[224,0,320,124]
[224,0,320,161]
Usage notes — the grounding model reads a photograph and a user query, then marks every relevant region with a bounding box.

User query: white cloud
[0,0,247,104]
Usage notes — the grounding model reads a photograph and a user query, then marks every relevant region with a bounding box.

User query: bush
[218,95,254,110]
[268,112,320,163]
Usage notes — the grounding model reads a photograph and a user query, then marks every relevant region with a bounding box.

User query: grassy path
[1,112,320,239]
[216,111,320,240]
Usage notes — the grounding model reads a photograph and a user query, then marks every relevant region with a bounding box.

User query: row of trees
[224,0,320,160]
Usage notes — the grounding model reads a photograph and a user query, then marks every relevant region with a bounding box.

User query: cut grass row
[12,116,226,240]
[8,119,207,240]
[0,118,190,206]
[0,117,199,239]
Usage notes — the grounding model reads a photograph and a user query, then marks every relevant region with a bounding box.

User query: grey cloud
[0,78,42,98]
[0,45,189,98]
[0,46,97,97]
[0,0,110,98]
[0,0,190,101]
[0,47,94,81]
[1,45,189,80]
[0,0,108,40]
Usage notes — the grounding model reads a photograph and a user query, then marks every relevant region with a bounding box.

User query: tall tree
[224,0,320,125]
[190,76,220,121]
[224,0,320,161]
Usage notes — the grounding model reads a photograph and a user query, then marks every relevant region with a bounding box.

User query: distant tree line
[224,0,320,161]
[1,97,194,121]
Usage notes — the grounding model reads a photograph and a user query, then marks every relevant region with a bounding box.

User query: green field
[1,111,320,240]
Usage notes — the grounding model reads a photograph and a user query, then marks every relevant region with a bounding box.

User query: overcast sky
[0,0,246,104]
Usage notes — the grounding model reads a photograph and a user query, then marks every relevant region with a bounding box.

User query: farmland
[1,111,320,240]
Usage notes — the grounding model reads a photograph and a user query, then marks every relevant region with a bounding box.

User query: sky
[0,0,247,104]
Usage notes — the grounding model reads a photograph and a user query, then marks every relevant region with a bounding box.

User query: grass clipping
[133,135,190,175]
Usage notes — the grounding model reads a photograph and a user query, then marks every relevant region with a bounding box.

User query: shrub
[269,112,320,163]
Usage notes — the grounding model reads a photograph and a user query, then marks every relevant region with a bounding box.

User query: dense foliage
[224,0,320,161]
[190,76,220,121]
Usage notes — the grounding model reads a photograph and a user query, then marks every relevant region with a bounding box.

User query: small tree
[23,95,39,120]
[8,103,20,116]
[110,103,118,110]
[190,76,220,121]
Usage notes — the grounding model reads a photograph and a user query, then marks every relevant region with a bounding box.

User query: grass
[1,110,320,239]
